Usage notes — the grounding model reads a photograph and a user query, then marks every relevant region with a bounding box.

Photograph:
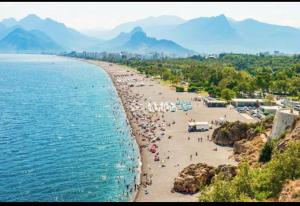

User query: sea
[0,54,140,202]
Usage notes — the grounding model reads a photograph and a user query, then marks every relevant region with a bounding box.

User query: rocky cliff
[173,163,237,194]
[279,179,300,202]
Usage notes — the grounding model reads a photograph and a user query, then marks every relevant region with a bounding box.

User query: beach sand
[86,60,256,202]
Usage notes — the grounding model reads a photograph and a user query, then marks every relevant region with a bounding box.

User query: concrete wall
[271,109,299,138]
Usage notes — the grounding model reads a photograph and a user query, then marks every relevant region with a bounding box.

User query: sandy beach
[86,60,256,202]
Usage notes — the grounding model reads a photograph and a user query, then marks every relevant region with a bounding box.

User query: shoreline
[81,59,255,202]
[104,64,144,202]
[80,59,144,202]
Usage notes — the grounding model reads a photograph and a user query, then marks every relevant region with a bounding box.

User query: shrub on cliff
[255,140,300,198]
[259,138,278,163]
[199,141,300,202]
[176,86,184,92]
[187,85,199,92]
[199,162,255,202]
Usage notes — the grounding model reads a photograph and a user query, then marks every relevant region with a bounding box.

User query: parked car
[294,105,300,111]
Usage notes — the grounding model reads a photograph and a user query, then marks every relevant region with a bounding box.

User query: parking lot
[235,106,266,121]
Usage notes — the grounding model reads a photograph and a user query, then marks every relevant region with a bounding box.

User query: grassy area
[197,90,209,97]
[158,79,173,87]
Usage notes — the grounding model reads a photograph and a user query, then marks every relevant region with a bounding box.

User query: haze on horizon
[1,2,300,31]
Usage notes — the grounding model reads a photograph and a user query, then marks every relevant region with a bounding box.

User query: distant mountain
[2,14,300,54]
[92,27,195,57]
[95,27,143,50]
[1,18,18,27]
[229,18,300,53]
[0,28,62,53]
[0,14,102,51]
[84,15,186,40]
[0,25,24,40]
[93,14,300,54]
[164,14,243,53]
[0,23,7,34]
[158,15,300,53]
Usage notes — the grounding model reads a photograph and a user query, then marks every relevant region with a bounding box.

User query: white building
[259,106,281,114]
[232,98,264,107]
[271,109,299,138]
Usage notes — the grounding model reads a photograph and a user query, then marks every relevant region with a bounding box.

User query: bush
[187,85,199,92]
[176,86,184,92]
[254,124,265,134]
[199,162,255,202]
[254,140,300,198]
[198,141,300,202]
[199,174,237,202]
[221,88,236,101]
[259,138,277,163]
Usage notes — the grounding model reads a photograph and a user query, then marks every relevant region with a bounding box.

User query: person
[201,137,203,142]
[188,137,190,140]
[198,138,200,142]
[190,154,192,160]
[195,152,198,156]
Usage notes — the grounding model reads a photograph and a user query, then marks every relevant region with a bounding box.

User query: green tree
[221,88,236,101]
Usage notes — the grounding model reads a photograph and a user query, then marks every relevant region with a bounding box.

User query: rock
[212,119,274,147]
[279,179,300,202]
[215,164,237,180]
[173,163,237,194]
[173,163,216,194]
[212,121,251,146]
[232,133,266,166]
[233,139,248,154]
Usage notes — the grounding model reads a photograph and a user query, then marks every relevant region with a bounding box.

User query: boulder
[173,163,237,194]
[215,164,237,180]
[233,139,248,154]
[232,133,266,166]
[212,121,251,146]
[173,163,216,194]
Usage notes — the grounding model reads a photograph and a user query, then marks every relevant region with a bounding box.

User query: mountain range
[1,14,300,54]
[0,14,100,52]
[0,14,193,56]
[0,28,62,52]
[84,15,186,40]
[87,14,300,54]
[92,27,194,56]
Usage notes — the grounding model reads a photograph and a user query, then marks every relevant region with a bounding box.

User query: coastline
[80,59,144,202]
[83,59,256,202]
[102,63,144,202]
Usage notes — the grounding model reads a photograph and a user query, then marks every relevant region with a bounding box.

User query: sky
[0,2,300,31]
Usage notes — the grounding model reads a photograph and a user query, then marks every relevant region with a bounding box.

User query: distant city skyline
[0,2,300,31]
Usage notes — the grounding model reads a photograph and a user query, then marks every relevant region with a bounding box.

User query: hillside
[0,14,101,50]
[199,117,300,202]
[0,28,62,52]
[165,15,300,53]
[84,15,186,40]
[93,27,195,57]
[93,14,300,54]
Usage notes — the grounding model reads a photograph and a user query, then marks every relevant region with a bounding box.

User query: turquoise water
[0,54,140,202]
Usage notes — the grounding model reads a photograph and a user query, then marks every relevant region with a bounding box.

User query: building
[231,98,264,107]
[271,109,299,138]
[259,106,281,114]
[203,97,226,107]
[282,98,300,108]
